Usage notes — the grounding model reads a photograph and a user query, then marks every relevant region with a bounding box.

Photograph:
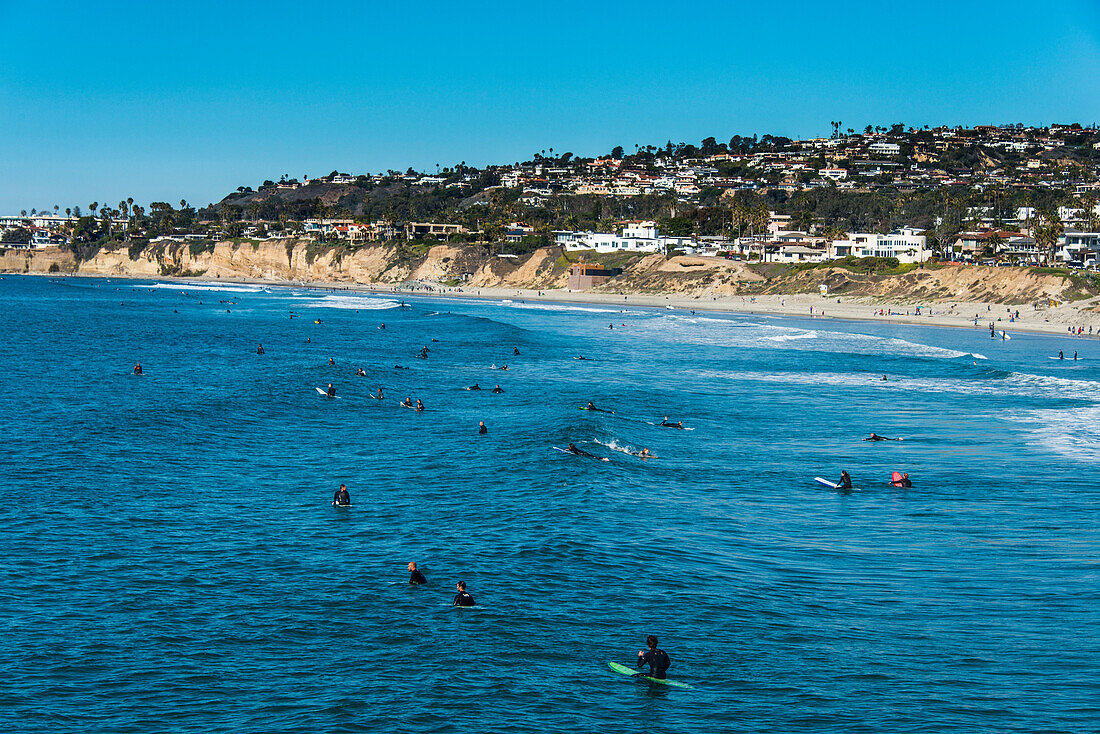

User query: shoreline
[18,270,1100,340]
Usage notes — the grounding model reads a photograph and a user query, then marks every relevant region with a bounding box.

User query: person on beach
[864,433,902,441]
[326,383,336,398]
[479,421,487,435]
[836,471,852,490]
[453,581,475,607]
[637,635,672,680]
[333,483,351,506]
[660,416,684,429]
[133,363,143,375]
[408,562,427,585]
[492,385,503,393]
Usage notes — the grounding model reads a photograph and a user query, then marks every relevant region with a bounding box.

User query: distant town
[4,122,1100,268]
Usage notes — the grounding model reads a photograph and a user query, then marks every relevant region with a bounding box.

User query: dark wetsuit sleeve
[637,650,654,671]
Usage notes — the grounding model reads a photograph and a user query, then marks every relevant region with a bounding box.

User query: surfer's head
[456,581,466,591]
[407,562,417,571]
[646,635,658,649]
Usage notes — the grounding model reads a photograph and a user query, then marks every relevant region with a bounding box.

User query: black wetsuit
[837,475,852,490]
[327,386,336,397]
[492,387,503,393]
[637,648,671,679]
[568,446,596,458]
[409,569,427,585]
[453,591,475,607]
[333,488,351,505]
[661,421,682,428]
[468,385,482,391]
[479,424,487,435]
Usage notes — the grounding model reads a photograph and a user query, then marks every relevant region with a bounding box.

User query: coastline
[27,269,1098,340]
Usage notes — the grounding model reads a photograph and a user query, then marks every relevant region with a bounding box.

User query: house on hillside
[829,228,928,263]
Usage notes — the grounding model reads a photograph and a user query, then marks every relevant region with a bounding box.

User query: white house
[1059,230,1100,266]
[554,221,701,254]
[869,141,901,156]
[829,228,929,263]
[819,167,848,181]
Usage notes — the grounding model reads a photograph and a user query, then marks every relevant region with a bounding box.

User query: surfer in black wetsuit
[326,383,336,398]
[468,383,482,391]
[355,367,366,377]
[415,399,424,412]
[479,421,487,435]
[133,363,143,375]
[863,433,901,441]
[896,473,913,488]
[333,483,351,506]
[1059,350,1064,360]
[329,357,335,366]
[637,635,671,680]
[407,562,427,585]
[836,471,852,489]
[513,346,520,355]
[453,581,475,607]
[660,416,684,429]
[492,385,503,393]
[401,397,412,408]
[566,442,597,458]
[256,344,264,355]
[376,387,384,399]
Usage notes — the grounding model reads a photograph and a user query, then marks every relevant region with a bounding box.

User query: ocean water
[1,275,1098,733]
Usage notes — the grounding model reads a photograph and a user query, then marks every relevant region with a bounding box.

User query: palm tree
[1034,210,1064,264]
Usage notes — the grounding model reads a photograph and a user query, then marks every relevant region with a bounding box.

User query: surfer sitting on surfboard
[452,581,475,607]
[332,483,351,506]
[133,363,143,375]
[326,383,336,398]
[836,471,852,490]
[637,635,671,680]
[891,472,913,488]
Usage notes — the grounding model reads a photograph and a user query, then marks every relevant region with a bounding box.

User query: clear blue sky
[1,0,1099,213]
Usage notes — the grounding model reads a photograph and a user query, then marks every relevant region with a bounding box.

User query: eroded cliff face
[0,241,1085,306]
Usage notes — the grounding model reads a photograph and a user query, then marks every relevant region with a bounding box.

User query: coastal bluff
[0,238,1090,309]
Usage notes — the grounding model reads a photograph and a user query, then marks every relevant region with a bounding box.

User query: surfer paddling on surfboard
[637,635,672,680]
[660,416,685,429]
[863,433,902,441]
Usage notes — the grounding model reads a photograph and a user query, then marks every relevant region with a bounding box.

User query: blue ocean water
[1,274,1097,733]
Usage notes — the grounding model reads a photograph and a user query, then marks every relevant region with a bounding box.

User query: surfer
[376,387,385,399]
[256,343,265,355]
[132,363,143,375]
[891,472,913,488]
[637,448,652,458]
[379,323,385,329]
[836,470,852,490]
[402,397,413,408]
[415,399,424,412]
[660,416,684,429]
[565,442,598,458]
[1074,351,1078,360]
[332,483,351,506]
[452,581,476,607]
[329,357,335,366]
[467,383,482,391]
[863,433,901,441]
[513,346,520,355]
[355,367,366,377]
[407,562,427,585]
[479,421,487,435]
[492,384,503,393]
[326,383,336,398]
[1059,350,1064,360]
[637,635,671,680]
[575,355,588,360]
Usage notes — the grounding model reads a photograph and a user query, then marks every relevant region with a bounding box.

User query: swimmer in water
[256,344,265,355]
[133,363,143,376]
[452,581,475,607]
[408,562,427,585]
[492,385,503,393]
[467,383,482,391]
[415,399,424,412]
[329,357,335,366]
[659,416,684,429]
[863,433,902,441]
[478,421,487,435]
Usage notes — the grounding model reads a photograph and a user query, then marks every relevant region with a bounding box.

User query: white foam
[498,301,622,314]
[303,295,402,310]
[1010,404,1100,463]
[136,282,265,294]
[764,330,819,342]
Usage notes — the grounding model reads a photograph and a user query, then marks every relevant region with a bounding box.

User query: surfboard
[315,387,337,398]
[553,447,610,461]
[608,662,692,689]
[814,477,839,489]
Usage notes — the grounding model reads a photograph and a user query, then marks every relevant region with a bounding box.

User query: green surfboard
[608,661,693,689]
